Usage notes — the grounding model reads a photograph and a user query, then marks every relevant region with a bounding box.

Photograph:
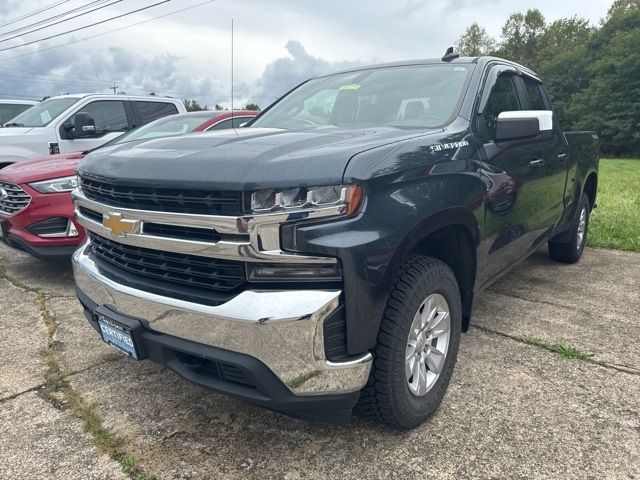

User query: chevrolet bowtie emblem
[102,212,140,237]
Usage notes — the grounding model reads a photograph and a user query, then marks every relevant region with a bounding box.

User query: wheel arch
[391,207,480,332]
[583,171,597,211]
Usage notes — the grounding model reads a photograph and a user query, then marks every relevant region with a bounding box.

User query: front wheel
[549,195,591,264]
[357,256,462,428]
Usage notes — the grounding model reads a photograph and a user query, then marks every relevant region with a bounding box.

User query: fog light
[247,263,341,282]
[68,221,79,237]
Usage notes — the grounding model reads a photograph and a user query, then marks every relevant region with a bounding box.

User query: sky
[0,0,613,109]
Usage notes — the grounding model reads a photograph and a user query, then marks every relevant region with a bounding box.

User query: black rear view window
[134,101,179,125]
[523,77,546,110]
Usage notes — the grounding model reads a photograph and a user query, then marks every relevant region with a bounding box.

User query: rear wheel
[549,196,590,264]
[357,256,461,429]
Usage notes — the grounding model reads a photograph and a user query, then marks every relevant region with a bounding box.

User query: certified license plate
[96,313,139,359]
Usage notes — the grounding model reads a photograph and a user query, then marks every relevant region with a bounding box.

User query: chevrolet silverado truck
[71,53,598,428]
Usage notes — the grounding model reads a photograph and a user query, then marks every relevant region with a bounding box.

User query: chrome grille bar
[73,189,339,264]
[0,181,31,216]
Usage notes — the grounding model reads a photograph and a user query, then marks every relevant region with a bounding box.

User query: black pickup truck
[71,52,598,428]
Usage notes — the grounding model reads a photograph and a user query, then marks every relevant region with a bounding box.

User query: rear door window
[133,101,179,125]
[522,77,546,110]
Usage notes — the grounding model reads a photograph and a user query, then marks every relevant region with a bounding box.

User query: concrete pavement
[1,244,638,479]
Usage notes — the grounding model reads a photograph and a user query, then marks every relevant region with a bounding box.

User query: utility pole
[111,83,118,94]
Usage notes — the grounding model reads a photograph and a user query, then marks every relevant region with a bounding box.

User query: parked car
[72,53,598,428]
[196,110,259,131]
[0,93,187,168]
[0,99,37,126]
[0,110,257,260]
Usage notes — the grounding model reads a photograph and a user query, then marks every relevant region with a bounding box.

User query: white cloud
[0,0,612,106]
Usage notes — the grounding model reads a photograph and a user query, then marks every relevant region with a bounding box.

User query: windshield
[7,97,79,127]
[99,112,213,148]
[0,103,33,125]
[252,64,473,130]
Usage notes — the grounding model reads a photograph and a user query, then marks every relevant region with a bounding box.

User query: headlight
[29,175,79,194]
[250,184,363,216]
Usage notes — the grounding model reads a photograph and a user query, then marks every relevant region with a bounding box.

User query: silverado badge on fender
[102,212,140,238]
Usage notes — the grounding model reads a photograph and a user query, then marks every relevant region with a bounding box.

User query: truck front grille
[79,176,243,216]
[0,181,31,215]
[89,233,246,305]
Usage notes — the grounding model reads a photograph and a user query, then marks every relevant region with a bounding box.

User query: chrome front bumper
[72,246,372,396]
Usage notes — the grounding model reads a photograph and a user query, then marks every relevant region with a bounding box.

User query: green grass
[524,336,542,346]
[587,159,640,252]
[547,342,593,361]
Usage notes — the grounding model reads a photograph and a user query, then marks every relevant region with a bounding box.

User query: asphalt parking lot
[1,244,638,480]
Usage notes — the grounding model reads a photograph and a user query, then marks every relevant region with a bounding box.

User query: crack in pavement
[0,383,47,404]
[486,288,595,316]
[1,260,154,480]
[1,356,124,404]
[471,324,640,376]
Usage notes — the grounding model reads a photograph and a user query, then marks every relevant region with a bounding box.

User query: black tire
[549,195,590,264]
[356,256,462,429]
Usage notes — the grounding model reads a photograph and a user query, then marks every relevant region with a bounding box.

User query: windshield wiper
[4,122,25,127]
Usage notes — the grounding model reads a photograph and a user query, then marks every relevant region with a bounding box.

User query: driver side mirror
[72,112,97,138]
[495,110,553,143]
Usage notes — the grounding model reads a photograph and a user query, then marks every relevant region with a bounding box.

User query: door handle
[529,158,545,168]
[557,153,568,160]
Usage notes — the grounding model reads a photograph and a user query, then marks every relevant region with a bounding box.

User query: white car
[0,99,37,126]
[0,94,186,168]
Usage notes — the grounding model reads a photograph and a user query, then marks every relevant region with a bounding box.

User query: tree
[244,103,260,111]
[183,99,208,112]
[535,17,593,127]
[568,3,640,156]
[606,0,640,20]
[457,3,640,156]
[496,9,546,68]
[214,104,224,111]
[455,23,496,56]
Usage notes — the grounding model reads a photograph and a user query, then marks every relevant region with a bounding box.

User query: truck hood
[0,151,84,184]
[0,127,33,135]
[78,126,440,191]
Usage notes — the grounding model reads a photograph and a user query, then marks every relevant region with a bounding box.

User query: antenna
[231,18,234,120]
[442,46,459,62]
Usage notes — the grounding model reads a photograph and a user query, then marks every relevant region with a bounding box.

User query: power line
[0,0,171,53]
[0,0,111,41]
[1,0,216,60]
[0,71,280,100]
[0,66,135,87]
[0,92,41,99]
[0,71,119,90]
[0,0,71,30]
[0,0,124,45]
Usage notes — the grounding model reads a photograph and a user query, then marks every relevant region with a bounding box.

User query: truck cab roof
[326,55,541,82]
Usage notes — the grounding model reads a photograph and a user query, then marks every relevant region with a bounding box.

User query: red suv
[0,110,257,260]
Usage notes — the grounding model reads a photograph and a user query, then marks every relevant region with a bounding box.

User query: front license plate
[96,313,139,359]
